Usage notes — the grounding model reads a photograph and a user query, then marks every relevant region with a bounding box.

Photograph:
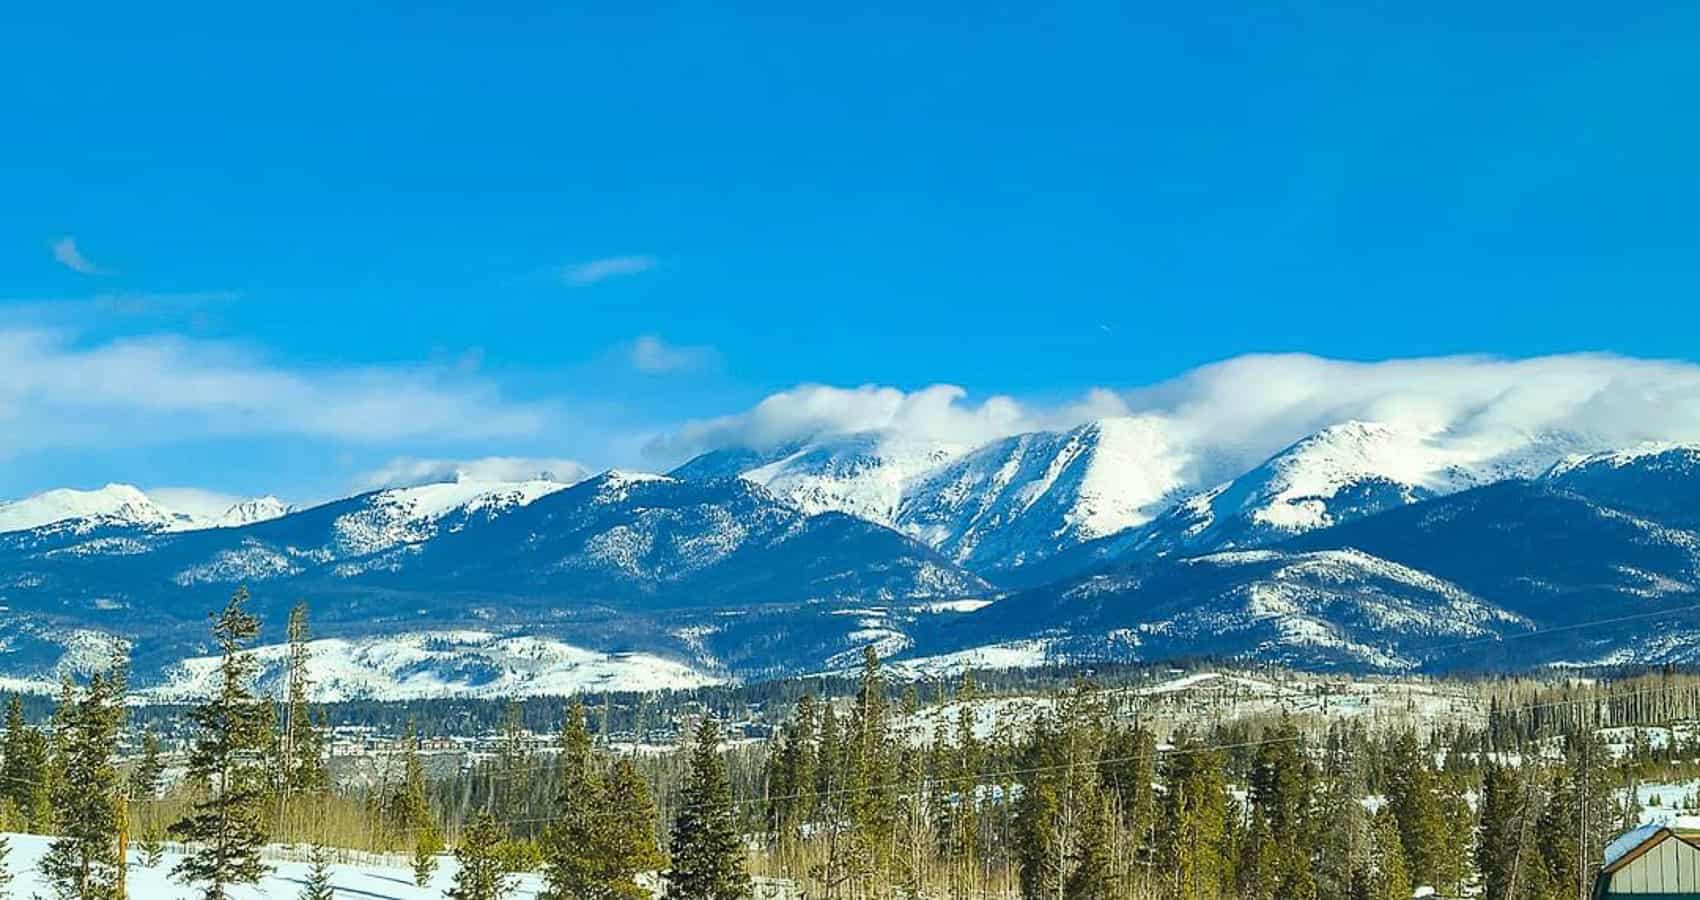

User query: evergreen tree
[666,718,749,900]
[1102,721,1158,871]
[1384,729,1443,888]
[1156,732,1232,900]
[130,727,166,798]
[1,694,51,832]
[494,700,530,825]
[0,833,12,900]
[540,699,605,900]
[138,822,166,869]
[1015,684,1110,900]
[1062,795,1116,900]
[300,844,335,900]
[1365,806,1411,900]
[1244,716,1317,900]
[600,757,666,900]
[842,646,895,890]
[281,602,328,802]
[170,587,274,899]
[1434,771,1474,897]
[449,811,513,900]
[413,828,443,888]
[38,650,127,900]
[1477,762,1530,900]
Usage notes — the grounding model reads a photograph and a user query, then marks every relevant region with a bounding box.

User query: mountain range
[5,420,1700,697]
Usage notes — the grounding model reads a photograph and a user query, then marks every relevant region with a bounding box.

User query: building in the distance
[1596,818,1700,897]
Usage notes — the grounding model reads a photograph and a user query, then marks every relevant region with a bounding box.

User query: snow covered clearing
[0,833,548,900]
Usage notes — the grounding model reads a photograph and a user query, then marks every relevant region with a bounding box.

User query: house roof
[1603,817,1700,872]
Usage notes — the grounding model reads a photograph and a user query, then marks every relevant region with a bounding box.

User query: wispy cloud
[629,335,717,374]
[561,255,656,287]
[0,327,549,456]
[51,237,111,276]
[354,456,592,490]
[644,353,1700,481]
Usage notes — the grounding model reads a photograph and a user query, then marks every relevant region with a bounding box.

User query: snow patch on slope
[143,630,724,701]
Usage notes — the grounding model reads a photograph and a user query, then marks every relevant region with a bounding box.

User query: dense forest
[5,588,1700,899]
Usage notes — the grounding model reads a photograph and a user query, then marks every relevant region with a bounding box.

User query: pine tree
[413,827,443,888]
[300,844,335,900]
[1236,717,1317,900]
[1014,683,1111,900]
[1364,805,1411,900]
[131,727,166,798]
[842,646,895,890]
[138,822,166,869]
[666,718,749,900]
[170,587,274,899]
[1156,731,1232,900]
[0,833,13,900]
[1063,795,1116,900]
[1,694,51,833]
[601,757,666,900]
[38,649,127,900]
[540,699,605,900]
[1477,762,1529,900]
[1384,728,1443,888]
[281,602,328,802]
[495,700,530,825]
[449,811,513,900]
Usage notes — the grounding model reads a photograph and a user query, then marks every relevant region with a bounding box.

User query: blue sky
[3,2,1699,503]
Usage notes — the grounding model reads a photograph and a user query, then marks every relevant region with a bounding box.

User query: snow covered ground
[139,630,725,702]
[0,833,547,899]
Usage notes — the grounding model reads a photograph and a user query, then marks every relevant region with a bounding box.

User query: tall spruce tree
[1156,731,1232,900]
[171,587,274,899]
[540,699,605,900]
[38,649,127,900]
[1477,762,1530,900]
[1384,728,1443,888]
[843,646,895,890]
[666,718,749,900]
[601,757,666,900]
[1365,805,1411,900]
[1,694,50,832]
[1015,684,1111,900]
[280,602,328,803]
[130,727,166,799]
[449,811,513,900]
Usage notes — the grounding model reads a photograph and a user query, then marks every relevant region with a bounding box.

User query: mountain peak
[0,483,184,535]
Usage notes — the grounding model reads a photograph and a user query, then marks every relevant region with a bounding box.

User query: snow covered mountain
[0,484,202,534]
[946,546,1534,671]
[1009,421,1601,587]
[0,470,991,692]
[671,417,1192,572]
[213,496,295,528]
[0,483,294,536]
[1544,443,1700,527]
[10,425,1700,691]
[893,417,1187,571]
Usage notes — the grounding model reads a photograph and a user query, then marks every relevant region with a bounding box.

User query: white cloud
[51,237,109,276]
[561,255,656,287]
[646,383,1040,461]
[629,335,717,374]
[0,327,548,455]
[645,353,1700,482]
[355,456,592,491]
